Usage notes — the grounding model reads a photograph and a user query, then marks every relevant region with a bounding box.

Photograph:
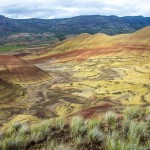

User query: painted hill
[0,15,150,46]
[0,79,24,104]
[23,26,150,62]
[51,26,150,52]
[0,55,51,84]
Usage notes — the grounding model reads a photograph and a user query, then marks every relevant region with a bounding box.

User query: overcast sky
[0,0,149,19]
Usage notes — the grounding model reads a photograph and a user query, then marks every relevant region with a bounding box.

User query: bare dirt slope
[0,55,51,85]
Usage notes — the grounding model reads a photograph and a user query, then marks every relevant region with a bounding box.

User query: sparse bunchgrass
[104,111,117,127]
[106,136,126,150]
[85,118,101,130]
[46,139,74,150]
[30,120,51,143]
[46,139,56,150]
[146,140,150,148]
[30,131,44,143]
[54,143,74,150]
[5,122,24,138]
[18,123,30,135]
[5,126,15,138]
[54,117,64,130]
[70,116,84,136]
[86,126,103,142]
[106,131,124,150]
[122,118,130,136]
[0,107,148,150]
[0,141,3,150]
[106,132,147,150]
[74,135,85,146]
[2,136,24,150]
[2,138,14,150]
[126,142,147,150]
[12,122,23,131]
[127,120,147,143]
[123,107,143,119]
[14,135,27,148]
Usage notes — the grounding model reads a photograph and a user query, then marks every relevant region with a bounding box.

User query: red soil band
[71,102,114,119]
[25,44,150,63]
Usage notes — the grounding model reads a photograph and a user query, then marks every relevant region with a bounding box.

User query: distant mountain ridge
[0,15,150,45]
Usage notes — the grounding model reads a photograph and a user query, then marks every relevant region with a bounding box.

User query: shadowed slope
[0,79,24,104]
[0,55,51,85]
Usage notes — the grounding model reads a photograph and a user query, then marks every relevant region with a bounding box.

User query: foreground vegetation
[0,107,149,150]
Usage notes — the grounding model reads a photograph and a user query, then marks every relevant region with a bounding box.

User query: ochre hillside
[51,26,150,51]
[23,26,150,62]
[0,55,51,85]
[0,79,24,103]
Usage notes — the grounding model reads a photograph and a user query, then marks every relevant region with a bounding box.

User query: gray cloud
[0,0,149,19]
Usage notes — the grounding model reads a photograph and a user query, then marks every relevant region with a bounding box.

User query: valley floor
[13,52,150,122]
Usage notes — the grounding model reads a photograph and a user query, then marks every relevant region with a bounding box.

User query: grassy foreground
[0,107,149,150]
